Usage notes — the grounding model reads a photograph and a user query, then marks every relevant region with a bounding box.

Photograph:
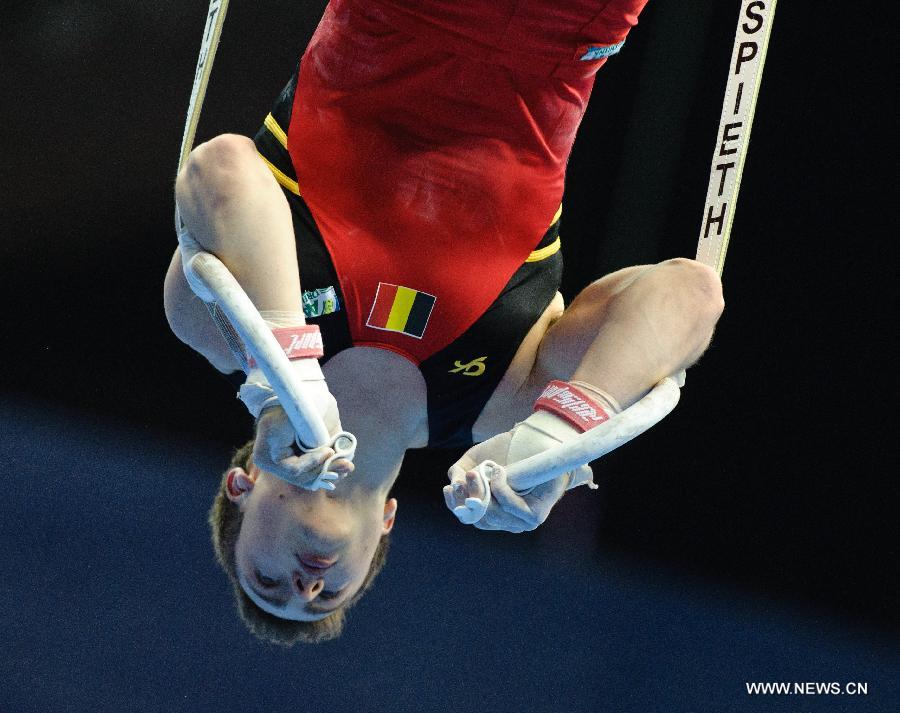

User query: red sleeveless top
[287,0,648,363]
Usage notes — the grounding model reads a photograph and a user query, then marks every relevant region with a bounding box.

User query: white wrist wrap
[506,411,582,493]
[506,380,620,494]
[238,382,279,420]
[236,322,326,420]
[238,360,326,419]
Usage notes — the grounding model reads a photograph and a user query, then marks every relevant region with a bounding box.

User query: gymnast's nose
[293,570,325,600]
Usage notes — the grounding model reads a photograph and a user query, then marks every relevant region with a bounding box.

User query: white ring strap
[696,0,778,276]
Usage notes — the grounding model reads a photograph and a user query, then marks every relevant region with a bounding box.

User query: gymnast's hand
[443,424,593,533]
[253,388,354,488]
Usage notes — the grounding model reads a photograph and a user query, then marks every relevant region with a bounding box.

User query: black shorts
[252,74,563,448]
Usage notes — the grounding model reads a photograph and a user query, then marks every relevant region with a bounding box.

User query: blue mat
[2,398,897,712]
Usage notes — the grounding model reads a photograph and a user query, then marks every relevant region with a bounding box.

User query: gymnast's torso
[288,0,647,361]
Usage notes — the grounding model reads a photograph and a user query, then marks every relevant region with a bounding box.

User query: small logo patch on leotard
[366,283,436,339]
[576,40,625,61]
[302,286,340,318]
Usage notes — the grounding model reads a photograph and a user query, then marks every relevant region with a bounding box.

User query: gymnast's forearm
[174,133,303,316]
[164,248,241,373]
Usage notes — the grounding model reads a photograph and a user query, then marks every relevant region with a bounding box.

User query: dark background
[1,1,897,711]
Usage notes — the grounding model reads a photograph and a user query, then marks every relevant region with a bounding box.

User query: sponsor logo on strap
[246,325,324,367]
[449,356,487,377]
[282,330,324,358]
[534,380,610,431]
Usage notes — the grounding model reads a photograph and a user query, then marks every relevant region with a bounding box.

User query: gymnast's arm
[446,259,725,531]
[164,133,346,483]
[164,247,241,374]
[165,132,305,368]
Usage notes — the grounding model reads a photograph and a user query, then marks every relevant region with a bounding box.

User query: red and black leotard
[252,0,650,446]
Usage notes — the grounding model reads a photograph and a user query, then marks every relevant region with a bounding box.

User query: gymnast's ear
[225,467,256,504]
[382,498,398,535]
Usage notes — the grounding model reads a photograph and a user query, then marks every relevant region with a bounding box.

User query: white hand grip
[454,376,683,525]
[179,234,332,451]
[504,376,682,493]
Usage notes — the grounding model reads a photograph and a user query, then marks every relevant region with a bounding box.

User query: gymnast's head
[209,440,397,645]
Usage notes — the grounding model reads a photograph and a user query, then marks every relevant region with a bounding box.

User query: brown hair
[209,440,390,646]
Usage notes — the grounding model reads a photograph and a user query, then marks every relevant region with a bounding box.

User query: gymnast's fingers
[465,470,485,501]
[488,468,540,529]
[442,484,457,511]
[329,457,355,475]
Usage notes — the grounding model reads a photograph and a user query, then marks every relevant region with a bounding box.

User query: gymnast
[164,0,723,644]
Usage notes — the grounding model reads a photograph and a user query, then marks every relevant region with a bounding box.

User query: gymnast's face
[225,464,397,621]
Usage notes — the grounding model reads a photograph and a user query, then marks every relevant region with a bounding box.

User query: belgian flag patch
[366,283,436,339]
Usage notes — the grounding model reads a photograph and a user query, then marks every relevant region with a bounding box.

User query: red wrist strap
[533,380,611,432]
[246,325,324,367]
